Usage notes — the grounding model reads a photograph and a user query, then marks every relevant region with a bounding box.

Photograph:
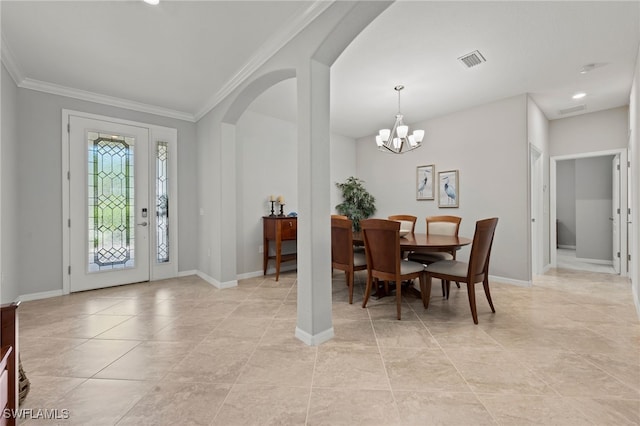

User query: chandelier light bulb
[393,138,401,149]
[413,130,424,143]
[408,135,417,147]
[379,129,391,142]
[397,125,409,138]
[375,135,383,147]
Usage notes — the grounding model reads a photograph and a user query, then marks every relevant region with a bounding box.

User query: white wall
[550,107,629,156]
[11,88,198,297]
[356,94,530,284]
[1,64,18,302]
[235,108,356,276]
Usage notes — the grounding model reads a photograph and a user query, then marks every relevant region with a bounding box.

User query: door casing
[62,110,178,294]
[550,148,628,276]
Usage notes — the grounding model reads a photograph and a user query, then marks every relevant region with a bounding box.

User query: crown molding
[2,32,194,122]
[194,0,335,121]
[20,78,196,122]
[1,36,25,86]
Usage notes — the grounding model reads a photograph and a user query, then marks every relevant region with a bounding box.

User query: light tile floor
[556,248,617,274]
[16,270,640,425]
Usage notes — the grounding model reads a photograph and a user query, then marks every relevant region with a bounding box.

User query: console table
[263,216,297,281]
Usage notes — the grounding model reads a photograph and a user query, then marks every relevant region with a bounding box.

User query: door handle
[137,222,148,227]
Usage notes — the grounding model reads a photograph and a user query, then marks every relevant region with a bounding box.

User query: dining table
[352,231,471,252]
[352,231,472,298]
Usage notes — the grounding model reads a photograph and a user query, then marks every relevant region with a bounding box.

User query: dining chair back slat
[387,215,417,234]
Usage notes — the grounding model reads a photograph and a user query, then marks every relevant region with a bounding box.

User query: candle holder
[269,200,276,217]
[278,203,285,217]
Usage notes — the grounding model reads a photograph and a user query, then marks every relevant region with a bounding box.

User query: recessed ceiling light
[143,0,159,5]
[572,92,586,100]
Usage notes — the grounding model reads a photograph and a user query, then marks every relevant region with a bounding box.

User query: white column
[295,59,333,345]
[219,122,238,288]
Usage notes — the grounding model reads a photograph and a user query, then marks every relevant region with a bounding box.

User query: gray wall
[1,64,19,302]
[356,94,530,283]
[556,160,576,247]
[575,156,614,261]
[10,87,198,297]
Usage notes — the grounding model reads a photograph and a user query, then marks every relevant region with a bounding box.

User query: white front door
[69,116,150,292]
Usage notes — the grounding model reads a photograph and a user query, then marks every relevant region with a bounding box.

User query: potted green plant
[335,176,376,231]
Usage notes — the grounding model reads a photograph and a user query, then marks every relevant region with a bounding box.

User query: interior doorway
[550,149,628,275]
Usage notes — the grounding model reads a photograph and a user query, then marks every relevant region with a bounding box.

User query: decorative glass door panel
[156,141,170,263]
[88,133,136,272]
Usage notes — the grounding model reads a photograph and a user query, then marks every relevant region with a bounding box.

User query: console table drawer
[280,220,297,239]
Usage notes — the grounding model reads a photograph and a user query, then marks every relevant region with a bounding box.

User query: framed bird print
[438,170,459,208]
[416,165,434,200]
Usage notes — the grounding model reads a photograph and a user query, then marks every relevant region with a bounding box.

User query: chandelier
[375,85,424,154]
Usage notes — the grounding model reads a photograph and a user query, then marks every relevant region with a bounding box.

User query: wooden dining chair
[421,217,498,324]
[360,219,425,320]
[331,216,367,304]
[388,215,417,259]
[387,215,417,234]
[408,215,462,297]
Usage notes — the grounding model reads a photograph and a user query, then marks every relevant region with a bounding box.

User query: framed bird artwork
[438,170,459,208]
[416,164,434,200]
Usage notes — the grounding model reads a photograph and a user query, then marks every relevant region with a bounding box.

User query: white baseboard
[196,270,238,289]
[295,326,335,346]
[178,270,198,277]
[488,274,532,287]
[575,257,613,266]
[17,289,65,302]
[558,245,576,250]
[236,270,265,280]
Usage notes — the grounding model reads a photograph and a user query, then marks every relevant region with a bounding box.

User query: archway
[214,1,394,345]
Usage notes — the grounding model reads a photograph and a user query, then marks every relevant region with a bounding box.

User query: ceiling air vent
[559,105,586,115]
[458,50,486,68]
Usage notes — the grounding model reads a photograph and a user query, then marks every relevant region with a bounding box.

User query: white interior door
[613,155,621,274]
[69,116,150,292]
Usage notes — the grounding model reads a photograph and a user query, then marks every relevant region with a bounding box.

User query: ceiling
[3,1,640,139]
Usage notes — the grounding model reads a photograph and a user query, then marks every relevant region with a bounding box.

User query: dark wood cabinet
[0,302,19,426]
[263,216,297,281]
